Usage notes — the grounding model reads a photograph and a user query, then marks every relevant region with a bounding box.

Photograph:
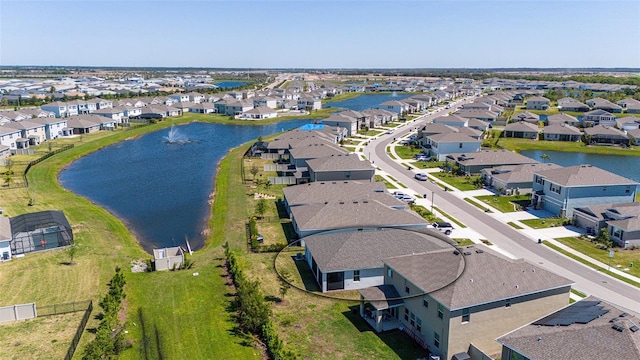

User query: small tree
[278,270,292,302]
[264,180,272,190]
[4,158,13,175]
[249,164,260,181]
[255,199,267,218]
[66,243,78,265]
[594,228,612,249]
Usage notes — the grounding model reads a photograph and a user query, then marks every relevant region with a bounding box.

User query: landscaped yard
[410,161,444,169]
[431,172,482,191]
[490,136,640,156]
[474,194,531,213]
[375,174,397,189]
[358,129,384,136]
[554,237,640,278]
[519,217,567,229]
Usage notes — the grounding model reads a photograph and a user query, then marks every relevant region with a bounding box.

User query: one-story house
[583,125,629,146]
[446,150,539,175]
[304,228,452,292]
[481,162,561,195]
[542,123,582,142]
[503,121,539,139]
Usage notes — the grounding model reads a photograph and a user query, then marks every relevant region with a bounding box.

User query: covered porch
[358,285,404,333]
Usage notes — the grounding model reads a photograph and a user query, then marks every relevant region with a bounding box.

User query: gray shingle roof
[448,150,538,167]
[288,141,348,159]
[535,164,638,187]
[504,121,539,132]
[543,123,582,135]
[307,153,373,172]
[283,181,403,208]
[496,297,640,360]
[304,228,452,272]
[385,245,572,310]
[485,163,562,184]
[358,285,404,310]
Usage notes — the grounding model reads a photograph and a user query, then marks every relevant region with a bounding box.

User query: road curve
[363,100,640,314]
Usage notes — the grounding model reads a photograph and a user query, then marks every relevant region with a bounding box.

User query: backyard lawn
[394,145,423,159]
[474,194,531,213]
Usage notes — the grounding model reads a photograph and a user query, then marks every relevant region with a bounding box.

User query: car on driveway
[415,173,428,181]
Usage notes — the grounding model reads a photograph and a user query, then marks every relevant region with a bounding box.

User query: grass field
[463,198,492,213]
[491,136,640,156]
[554,237,640,278]
[394,145,422,160]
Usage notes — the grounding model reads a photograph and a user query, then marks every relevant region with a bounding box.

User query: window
[404,308,409,321]
[437,304,444,319]
[434,332,440,348]
[462,308,470,323]
[387,268,393,278]
[410,312,415,327]
[506,299,511,308]
[353,270,360,282]
[423,297,429,308]
[626,186,631,194]
[459,143,463,148]
[405,286,410,294]
[416,318,422,333]
[549,183,561,194]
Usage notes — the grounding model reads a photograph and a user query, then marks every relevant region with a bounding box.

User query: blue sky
[1,0,639,68]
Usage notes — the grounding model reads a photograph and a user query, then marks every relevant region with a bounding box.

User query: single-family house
[30,117,67,140]
[432,115,468,127]
[586,98,623,113]
[65,115,103,134]
[572,202,640,247]
[4,120,47,146]
[253,96,279,109]
[558,100,590,112]
[93,108,125,124]
[41,101,78,117]
[297,96,322,111]
[87,98,113,110]
[152,246,184,271]
[628,128,640,145]
[546,113,580,127]
[481,163,562,195]
[168,93,190,103]
[307,153,375,182]
[321,114,358,136]
[583,109,617,127]
[188,102,216,114]
[304,228,451,292]
[454,109,499,122]
[531,164,639,217]
[466,118,490,132]
[288,138,349,169]
[511,112,540,124]
[425,133,482,161]
[358,245,572,358]
[584,125,629,145]
[0,145,10,161]
[497,297,640,360]
[289,200,428,238]
[186,92,205,104]
[224,100,254,116]
[241,106,278,120]
[526,96,550,110]
[542,123,582,142]
[16,108,56,119]
[503,121,539,139]
[0,125,24,150]
[617,98,640,114]
[0,216,11,261]
[616,116,640,131]
[379,100,410,114]
[362,108,397,127]
[446,150,539,175]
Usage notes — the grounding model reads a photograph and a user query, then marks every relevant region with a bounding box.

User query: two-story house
[525,96,550,110]
[531,164,639,217]
[358,245,572,359]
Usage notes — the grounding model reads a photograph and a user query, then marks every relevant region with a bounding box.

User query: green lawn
[520,217,567,229]
[463,198,492,213]
[492,137,640,156]
[394,145,423,160]
[358,129,384,136]
[375,175,397,189]
[431,172,481,191]
[554,237,640,278]
[453,238,475,246]
[410,161,444,169]
[474,194,531,213]
[507,222,524,229]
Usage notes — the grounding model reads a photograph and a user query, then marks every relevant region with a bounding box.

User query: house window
[423,297,429,308]
[626,186,631,194]
[416,318,422,333]
[404,308,409,321]
[434,332,440,348]
[404,280,410,294]
[459,143,463,148]
[410,312,415,327]
[437,304,444,319]
[549,183,561,194]
[387,268,393,278]
[353,270,360,282]
[462,308,470,323]
[506,299,511,308]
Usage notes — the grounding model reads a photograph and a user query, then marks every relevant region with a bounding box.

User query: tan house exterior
[360,245,572,359]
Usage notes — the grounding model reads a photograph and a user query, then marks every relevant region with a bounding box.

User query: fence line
[268,176,296,185]
[22,144,74,187]
[0,303,37,323]
[64,300,93,360]
[38,300,92,317]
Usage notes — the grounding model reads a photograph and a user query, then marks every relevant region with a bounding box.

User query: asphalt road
[363,100,640,314]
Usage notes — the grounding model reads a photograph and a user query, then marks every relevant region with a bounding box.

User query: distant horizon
[1,1,639,68]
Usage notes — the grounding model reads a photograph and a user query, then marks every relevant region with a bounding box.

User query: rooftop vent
[339,201,344,205]
[475,249,484,254]
[612,324,624,332]
[463,251,472,256]
[630,325,639,333]
[620,313,628,318]
[609,318,619,323]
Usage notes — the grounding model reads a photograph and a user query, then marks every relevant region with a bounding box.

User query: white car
[386,129,394,135]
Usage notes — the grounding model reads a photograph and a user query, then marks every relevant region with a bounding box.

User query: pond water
[59,119,312,252]
[520,150,640,182]
[216,81,248,89]
[325,93,412,111]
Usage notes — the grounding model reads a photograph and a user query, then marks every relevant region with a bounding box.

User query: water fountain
[391,91,398,97]
[163,125,189,144]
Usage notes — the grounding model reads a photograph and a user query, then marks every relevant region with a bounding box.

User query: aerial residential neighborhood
[1,1,640,360]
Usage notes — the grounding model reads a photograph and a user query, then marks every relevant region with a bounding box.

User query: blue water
[520,150,640,182]
[325,93,412,111]
[59,120,312,252]
[216,81,248,89]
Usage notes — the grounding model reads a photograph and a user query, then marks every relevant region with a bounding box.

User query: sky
[0,0,639,69]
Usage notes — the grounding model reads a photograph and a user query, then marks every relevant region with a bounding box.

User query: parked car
[415,173,428,181]
[430,222,453,235]
[396,194,415,203]
[386,129,394,134]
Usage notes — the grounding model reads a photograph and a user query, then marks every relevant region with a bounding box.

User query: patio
[358,285,404,333]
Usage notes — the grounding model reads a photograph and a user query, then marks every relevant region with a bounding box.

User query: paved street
[362,99,640,315]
